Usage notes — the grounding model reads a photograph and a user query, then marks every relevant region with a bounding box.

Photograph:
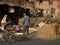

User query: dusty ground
[0,38,60,45]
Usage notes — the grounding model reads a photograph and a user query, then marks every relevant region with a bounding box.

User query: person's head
[23,13,26,16]
[4,14,7,17]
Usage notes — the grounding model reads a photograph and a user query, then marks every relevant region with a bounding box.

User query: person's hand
[8,21,11,23]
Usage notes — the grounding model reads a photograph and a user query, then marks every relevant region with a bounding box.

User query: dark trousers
[24,25,29,35]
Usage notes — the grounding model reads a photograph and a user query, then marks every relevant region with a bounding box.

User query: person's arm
[22,17,25,25]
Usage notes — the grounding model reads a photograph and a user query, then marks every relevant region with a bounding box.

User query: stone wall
[57,0,60,17]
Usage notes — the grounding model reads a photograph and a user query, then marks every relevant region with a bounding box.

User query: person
[0,14,11,34]
[0,15,8,30]
[13,24,20,32]
[22,13,30,35]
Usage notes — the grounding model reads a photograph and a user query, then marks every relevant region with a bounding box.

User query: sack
[38,22,46,28]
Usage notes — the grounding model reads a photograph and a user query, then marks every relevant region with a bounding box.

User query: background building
[0,0,59,17]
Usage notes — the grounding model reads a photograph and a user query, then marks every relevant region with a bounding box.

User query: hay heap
[28,23,57,40]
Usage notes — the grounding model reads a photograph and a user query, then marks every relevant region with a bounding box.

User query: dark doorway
[0,4,25,25]
[8,6,25,25]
